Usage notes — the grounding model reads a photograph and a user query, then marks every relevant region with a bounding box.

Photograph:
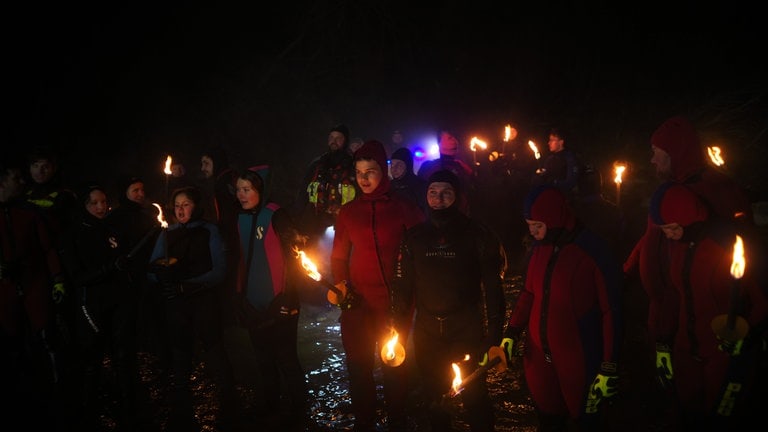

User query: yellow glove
[585,362,618,414]
[655,343,673,388]
[52,282,66,305]
[717,338,744,356]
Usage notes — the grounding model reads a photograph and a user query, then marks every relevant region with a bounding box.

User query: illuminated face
[548,134,564,153]
[439,132,459,156]
[355,159,383,194]
[659,222,683,240]
[236,178,260,210]
[125,181,146,205]
[328,131,346,152]
[200,156,214,179]
[392,131,403,145]
[174,192,195,224]
[86,189,109,219]
[651,145,672,180]
[427,182,456,210]
[29,159,56,184]
[526,219,547,241]
[389,159,407,180]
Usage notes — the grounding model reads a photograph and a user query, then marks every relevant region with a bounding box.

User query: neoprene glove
[52,281,66,305]
[585,362,618,414]
[717,337,744,356]
[501,327,522,361]
[655,343,673,388]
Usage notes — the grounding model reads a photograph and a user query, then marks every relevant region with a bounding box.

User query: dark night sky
[5,2,768,204]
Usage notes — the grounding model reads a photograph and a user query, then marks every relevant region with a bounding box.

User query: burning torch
[613,162,626,206]
[163,155,173,204]
[152,203,177,267]
[469,136,488,168]
[294,247,357,309]
[443,347,507,400]
[711,235,749,343]
[380,327,406,367]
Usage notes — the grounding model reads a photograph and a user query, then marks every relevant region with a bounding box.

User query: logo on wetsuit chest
[425,245,455,259]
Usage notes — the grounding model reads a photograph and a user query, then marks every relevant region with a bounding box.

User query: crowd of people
[1,115,766,432]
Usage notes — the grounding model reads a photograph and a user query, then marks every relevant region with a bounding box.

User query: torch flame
[707,146,725,166]
[384,331,399,361]
[294,247,321,281]
[469,137,487,152]
[152,203,168,229]
[731,235,745,279]
[504,125,511,142]
[164,155,173,175]
[614,164,626,184]
[528,140,540,160]
[451,363,463,394]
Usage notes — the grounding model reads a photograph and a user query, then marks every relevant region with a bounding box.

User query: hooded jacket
[331,140,424,311]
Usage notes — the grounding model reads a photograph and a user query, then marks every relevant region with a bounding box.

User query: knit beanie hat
[649,182,709,227]
[391,147,414,173]
[354,140,390,196]
[650,116,705,181]
[524,184,576,230]
[330,124,350,147]
[428,169,462,195]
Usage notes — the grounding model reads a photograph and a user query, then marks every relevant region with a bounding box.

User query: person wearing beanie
[623,115,756,407]
[229,165,312,429]
[296,123,357,241]
[389,146,428,214]
[647,181,768,429]
[416,128,475,215]
[107,175,168,372]
[390,169,506,432]
[146,186,239,431]
[60,182,139,430]
[506,184,622,431]
[330,140,424,431]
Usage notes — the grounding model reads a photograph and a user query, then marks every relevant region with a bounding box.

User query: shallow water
[91,274,675,431]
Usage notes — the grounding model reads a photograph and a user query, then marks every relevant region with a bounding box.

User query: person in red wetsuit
[506,185,622,431]
[649,181,768,430]
[623,115,756,404]
[330,140,425,431]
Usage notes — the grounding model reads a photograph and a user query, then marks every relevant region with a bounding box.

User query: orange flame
[152,203,168,229]
[163,155,173,175]
[731,235,745,279]
[384,331,399,361]
[294,247,321,281]
[469,137,488,152]
[528,140,540,160]
[451,363,463,394]
[614,164,626,184]
[707,146,725,166]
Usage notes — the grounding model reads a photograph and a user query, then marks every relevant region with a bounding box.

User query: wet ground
[74,273,678,431]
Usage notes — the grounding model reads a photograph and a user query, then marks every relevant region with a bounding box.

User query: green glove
[717,338,743,356]
[585,362,618,414]
[655,343,673,388]
[52,282,66,305]
[501,337,515,361]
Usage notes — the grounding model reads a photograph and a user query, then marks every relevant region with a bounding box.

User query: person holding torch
[330,140,424,431]
[506,184,622,431]
[390,169,507,432]
[648,181,768,430]
[230,165,311,430]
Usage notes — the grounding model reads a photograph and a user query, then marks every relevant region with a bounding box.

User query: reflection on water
[107,274,667,431]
